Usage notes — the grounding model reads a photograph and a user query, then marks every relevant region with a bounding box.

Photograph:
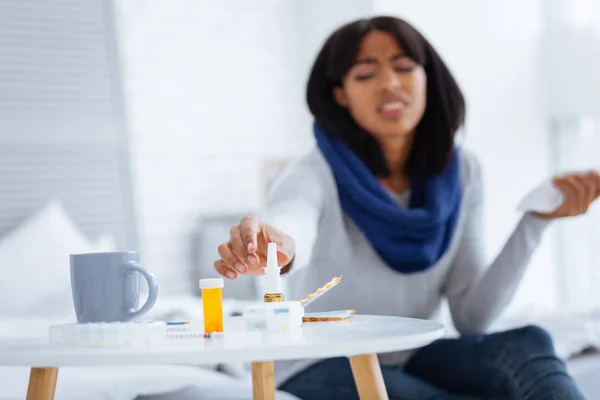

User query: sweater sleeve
[260,157,325,274]
[443,151,552,334]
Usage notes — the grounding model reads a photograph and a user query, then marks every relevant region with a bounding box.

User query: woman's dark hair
[307,16,465,177]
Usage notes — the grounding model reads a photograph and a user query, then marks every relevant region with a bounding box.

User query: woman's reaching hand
[213,216,295,279]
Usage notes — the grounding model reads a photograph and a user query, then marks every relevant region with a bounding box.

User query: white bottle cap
[199,278,224,289]
[262,243,283,294]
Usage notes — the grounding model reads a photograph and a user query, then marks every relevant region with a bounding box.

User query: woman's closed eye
[394,65,415,73]
[355,73,374,81]
[352,66,376,81]
[392,59,418,73]
[353,62,418,81]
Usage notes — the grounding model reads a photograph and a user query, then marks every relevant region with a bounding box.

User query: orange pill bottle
[199,278,224,333]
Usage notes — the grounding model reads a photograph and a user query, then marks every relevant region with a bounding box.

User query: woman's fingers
[546,171,600,219]
[579,173,595,212]
[565,174,589,214]
[588,170,600,202]
[553,176,576,216]
[229,225,250,269]
[217,242,246,274]
[277,249,292,266]
[241,216,260,253]
[214,259,237,280]
[240,216,262,265]
[575,174,593,213]
[213,217,296,277]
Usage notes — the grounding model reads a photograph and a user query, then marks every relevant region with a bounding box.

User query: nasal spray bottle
[242,241,302,330]
[263,242,284,303]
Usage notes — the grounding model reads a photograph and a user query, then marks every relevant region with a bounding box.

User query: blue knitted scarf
[314,122,462,273]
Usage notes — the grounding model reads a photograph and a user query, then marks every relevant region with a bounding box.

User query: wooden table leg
[350,354,388,400]
[26,367,58,400]
[251,361,275,400]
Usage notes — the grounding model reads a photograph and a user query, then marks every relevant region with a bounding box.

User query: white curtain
[550,116,600,311]
[542,0,600,312]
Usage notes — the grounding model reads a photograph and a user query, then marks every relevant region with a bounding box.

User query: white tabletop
[0,315,443,367]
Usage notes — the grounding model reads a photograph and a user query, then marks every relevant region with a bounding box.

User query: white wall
[375,0,559,314]
[550,117,600,311]
[115,0,314,293]
[543,0,600,311]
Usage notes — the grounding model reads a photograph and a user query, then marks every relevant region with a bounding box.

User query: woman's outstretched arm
[443,153,551,334]
[444,152,599,334]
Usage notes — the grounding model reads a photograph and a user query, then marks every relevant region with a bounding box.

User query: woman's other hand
[213,216,295,279]
[533,170,600,220]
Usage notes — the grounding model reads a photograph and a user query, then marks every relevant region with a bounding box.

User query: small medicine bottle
[199,278,224,333]
[263,243,284,303]
[264,292,284,303]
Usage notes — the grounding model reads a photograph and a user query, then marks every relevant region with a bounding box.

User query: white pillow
[0,201,115,317]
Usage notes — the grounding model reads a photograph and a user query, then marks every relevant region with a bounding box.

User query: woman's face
[334,30,427,140]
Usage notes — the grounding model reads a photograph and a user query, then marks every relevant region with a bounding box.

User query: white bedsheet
[568,353,600,398]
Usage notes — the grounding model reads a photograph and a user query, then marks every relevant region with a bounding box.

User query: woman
[214,16,599,399]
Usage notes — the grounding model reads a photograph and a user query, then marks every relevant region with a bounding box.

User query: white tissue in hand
[517,180,564,213]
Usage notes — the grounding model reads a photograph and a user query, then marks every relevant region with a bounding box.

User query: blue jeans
[280,326,585,400]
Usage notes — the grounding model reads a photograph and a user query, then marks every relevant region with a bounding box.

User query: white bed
[568,353,600,398]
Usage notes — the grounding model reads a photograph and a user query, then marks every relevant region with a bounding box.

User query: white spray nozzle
[263,243,280,273]
[263,242,283,294]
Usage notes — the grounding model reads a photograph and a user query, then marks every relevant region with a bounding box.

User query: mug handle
[124,262,159,320]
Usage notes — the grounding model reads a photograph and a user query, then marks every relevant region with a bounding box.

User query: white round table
[0,315,444,400]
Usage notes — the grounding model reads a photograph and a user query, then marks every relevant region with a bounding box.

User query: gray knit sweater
[261,147,550,386]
